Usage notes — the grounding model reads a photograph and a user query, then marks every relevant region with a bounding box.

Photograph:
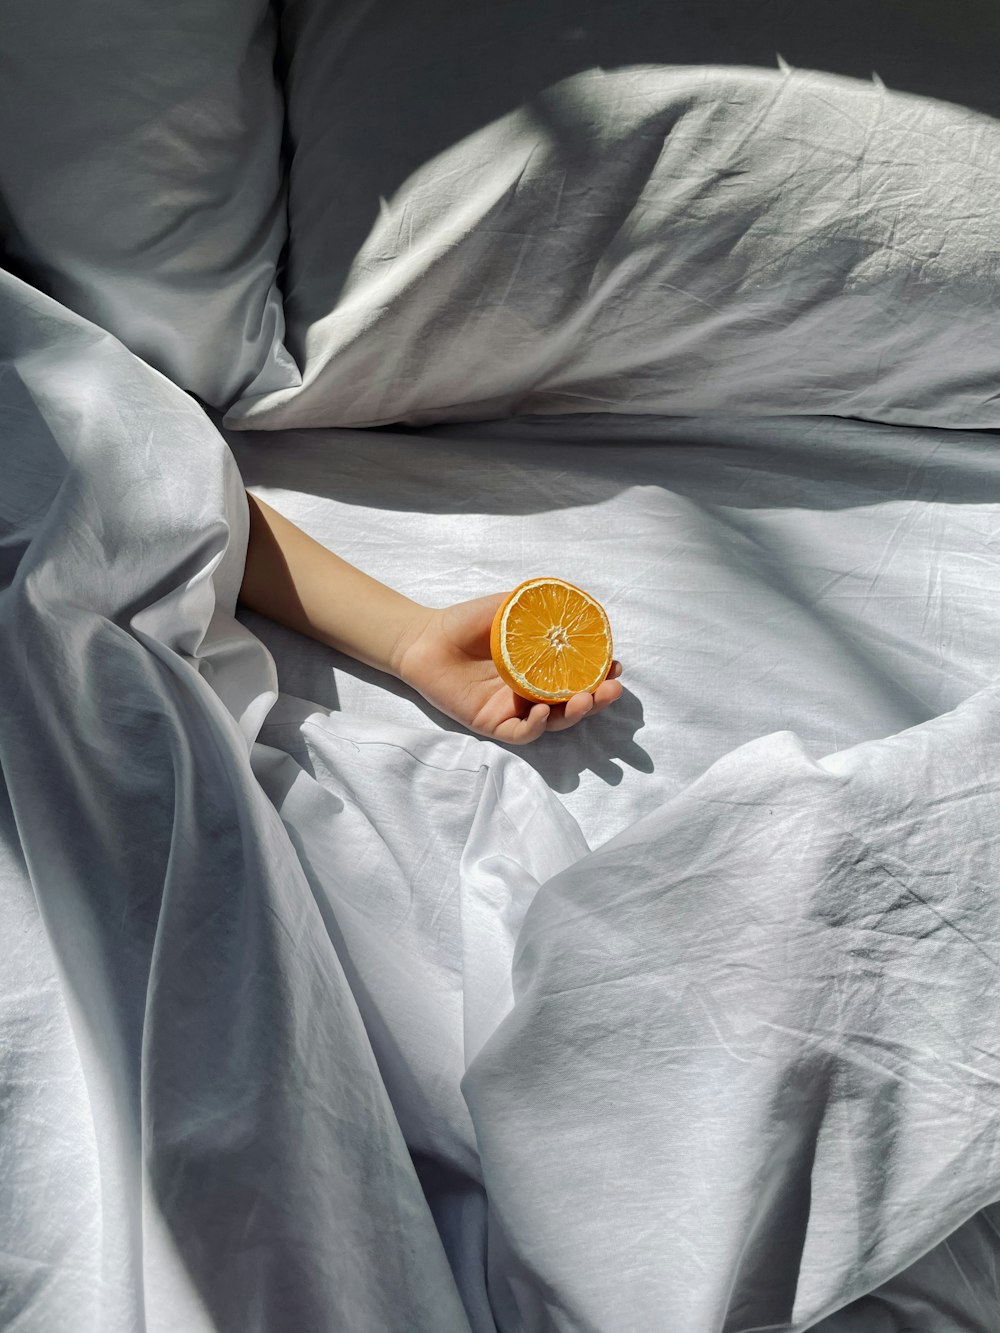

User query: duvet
[4,3,1000,1326]
[4,255,1000,1331]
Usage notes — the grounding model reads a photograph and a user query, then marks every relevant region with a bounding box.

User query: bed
[2,2,1000,1330]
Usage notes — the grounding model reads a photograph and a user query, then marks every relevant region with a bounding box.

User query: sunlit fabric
[229,61,1000,431]
[0,275,471,1331]
[5,0,1000,1319]
[4,267,998,1329]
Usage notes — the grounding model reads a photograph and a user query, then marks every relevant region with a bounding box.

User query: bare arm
[236,490,623,744]
[238,491,431,679]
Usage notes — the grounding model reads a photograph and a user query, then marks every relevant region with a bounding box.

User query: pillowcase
[224,0,1000,431]
[0,0,299,408]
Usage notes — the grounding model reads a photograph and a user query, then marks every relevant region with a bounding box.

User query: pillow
[224,0,1000,431]
[0,0,300,408]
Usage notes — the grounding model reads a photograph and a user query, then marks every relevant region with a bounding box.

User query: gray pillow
[225,0,1000,430]
[0,0,299,408]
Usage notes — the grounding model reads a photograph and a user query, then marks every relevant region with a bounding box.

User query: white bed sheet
[223,412,1000,1328]
[225,412,1000,852]
[6,264,1000,1330]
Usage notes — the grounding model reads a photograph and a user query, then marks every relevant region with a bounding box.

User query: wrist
[387,602,437,683]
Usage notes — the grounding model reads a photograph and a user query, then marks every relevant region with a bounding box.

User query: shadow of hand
[409,682,652,791]
[508,685,652,791]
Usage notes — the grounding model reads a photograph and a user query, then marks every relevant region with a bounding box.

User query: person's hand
[393,594,624,745]
[240,496,621,743]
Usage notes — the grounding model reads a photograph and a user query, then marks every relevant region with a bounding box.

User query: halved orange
[490,577,614,703]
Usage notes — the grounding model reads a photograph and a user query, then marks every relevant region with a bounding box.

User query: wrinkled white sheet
[229,64,1000,432]
[4,271,1000,1333]
[0,273,497,1331]
[466,697,1000,1330]
[226,413,1000,853]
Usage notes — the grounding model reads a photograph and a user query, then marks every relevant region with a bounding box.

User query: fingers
[592,677,624,709]
[493,702,551,745]
[544,671,624,733]
[490,665,624,744]
[563,692,596,726]
[565,661,624,724]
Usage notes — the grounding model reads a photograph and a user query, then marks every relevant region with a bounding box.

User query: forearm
[237,491,430,677]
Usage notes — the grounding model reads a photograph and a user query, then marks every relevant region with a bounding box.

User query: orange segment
[490,578,614,703]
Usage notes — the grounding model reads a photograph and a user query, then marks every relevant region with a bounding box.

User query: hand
[393,594,624,745]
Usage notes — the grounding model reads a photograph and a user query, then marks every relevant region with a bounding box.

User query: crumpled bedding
[4,263,1000,1332]
[0,273,475,1331]
[226,411,1000,853]
[228,63,1000,432]
[466,703,1000,1330]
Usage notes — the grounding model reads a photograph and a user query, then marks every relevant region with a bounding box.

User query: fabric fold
[0,272,468,1332]
[463,699,1000,1330]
